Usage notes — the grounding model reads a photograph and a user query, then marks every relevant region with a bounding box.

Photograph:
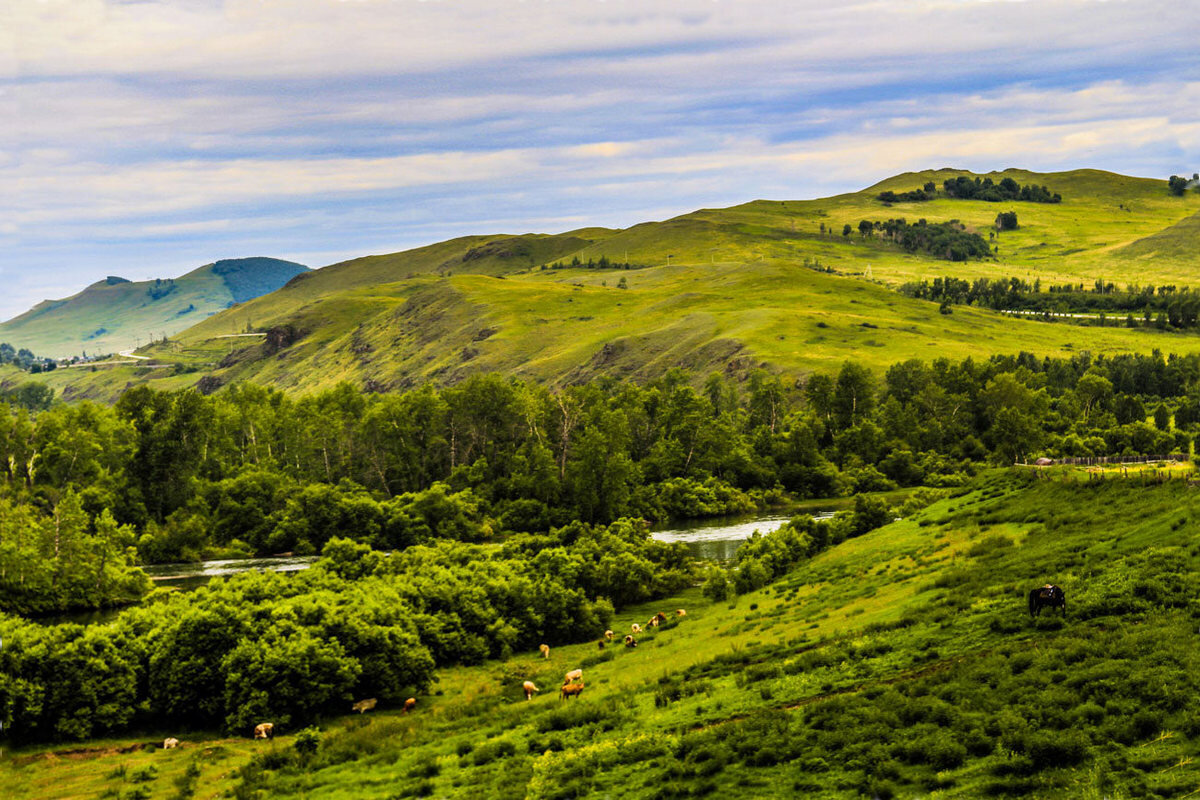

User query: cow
[655,612,668,623]
[631,623,642,634]
[604,629,614,641]
[559,681,585,700]
[352,698,378,714]
[597,640,605,649]
[539,643,550,659]
[676,609,687,617]
[624,635,638,648]
[647,616,659,628]
[163,737,179,749]
[522,680,539,701]
[564,668,583,684]
[1028,584,1066,617]
[253,723,274,740]
[403,697,417,713]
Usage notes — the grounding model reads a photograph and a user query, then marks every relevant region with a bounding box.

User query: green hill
[6,472,1200,798]
[22,168,1200,400]
[0,257,308,358]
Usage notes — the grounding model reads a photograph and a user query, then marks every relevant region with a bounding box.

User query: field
[6,471,1200,798]
[8,168,1200,400]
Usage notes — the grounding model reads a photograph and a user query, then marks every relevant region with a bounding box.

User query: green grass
[9,471,1200,797]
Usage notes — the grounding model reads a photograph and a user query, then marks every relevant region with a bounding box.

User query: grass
[6,168,1200,400]
[9,470,1200,797]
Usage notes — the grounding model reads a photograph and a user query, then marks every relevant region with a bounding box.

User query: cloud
[1,0,1198,320]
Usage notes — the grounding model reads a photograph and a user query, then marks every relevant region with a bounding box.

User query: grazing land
[5,473,1200,798]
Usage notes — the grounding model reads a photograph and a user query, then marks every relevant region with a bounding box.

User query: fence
[1018,454,1189,467]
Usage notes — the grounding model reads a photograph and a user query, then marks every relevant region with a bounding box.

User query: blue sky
[1,0,1198,321]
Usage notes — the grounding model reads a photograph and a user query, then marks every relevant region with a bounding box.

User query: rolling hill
[16,168,1200,400]
[0,257,309,358]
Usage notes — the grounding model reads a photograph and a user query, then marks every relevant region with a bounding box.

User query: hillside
[6,471,1200,798]
[0,257,308,358]
[19,168,1200,400]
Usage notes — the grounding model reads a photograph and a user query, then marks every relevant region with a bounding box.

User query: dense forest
[0,351,1197,616]
[1,349,1200,743]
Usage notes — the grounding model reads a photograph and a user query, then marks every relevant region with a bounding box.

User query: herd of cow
[160,608,688,750]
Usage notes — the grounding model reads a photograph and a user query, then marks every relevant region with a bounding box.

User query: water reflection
[651,511,835,563]
[143,554,318,589]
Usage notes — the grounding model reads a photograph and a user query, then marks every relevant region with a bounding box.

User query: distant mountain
[0,257,309,357]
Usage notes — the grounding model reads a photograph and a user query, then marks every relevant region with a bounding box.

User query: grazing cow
[559,681,585,700]
[631,623,642,634]
[352,698,378,714]
[564,668,583,684]
[253,723,274,740]
[522,680,539,701]
[163,737,179,749]
[676,609,687,617]
[604,629,614,641]
[597,640,605,649]
[1035,457,1054,467]
[655,612,668,623]
[1028,584,1066,617]
[539,643,550,659]
[624,635,638,648]
[403,697,417,713]
[647,617,659,628]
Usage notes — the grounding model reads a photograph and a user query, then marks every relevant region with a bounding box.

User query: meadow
[6,470,1200,799]
[12,168,1200,401]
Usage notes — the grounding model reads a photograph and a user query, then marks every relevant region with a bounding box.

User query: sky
[1,0,1198,321]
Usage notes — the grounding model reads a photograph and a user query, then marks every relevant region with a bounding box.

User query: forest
[0,350,1197,618]
[2,350,1200,744]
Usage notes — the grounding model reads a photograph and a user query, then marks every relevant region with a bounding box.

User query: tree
[1153,403,1171,431]
[832,362,876,430]
[842,223,852,237]
[858,219,873,238]
[1168,175,1190,196]
[995,211,1018,231]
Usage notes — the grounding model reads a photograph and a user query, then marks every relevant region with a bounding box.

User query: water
[27,511,827,625]
[651,510,835,562]
[142,554,319,590]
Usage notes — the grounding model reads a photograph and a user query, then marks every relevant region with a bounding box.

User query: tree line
[878,177,1060,204]
[900,275,1200,329]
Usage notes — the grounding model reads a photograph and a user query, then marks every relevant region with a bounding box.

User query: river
[29,510,827,625]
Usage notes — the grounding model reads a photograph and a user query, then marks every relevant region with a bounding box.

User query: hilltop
[0,257,308,358]
[16,168,1200,400]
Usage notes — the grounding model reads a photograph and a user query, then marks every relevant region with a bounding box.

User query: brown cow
[559,681,585,700]
[539,643,550,659]
[163,737,179,749]
[253,722,274,740]
[631,623,642,634]
[655,612,668,623]
[563,668,583,684]
[522,680,539,700]
[604,629,614,641]
[624,635,638,648]
[676,609,687,617]
[403,697,417,713]
[352,698,378,714]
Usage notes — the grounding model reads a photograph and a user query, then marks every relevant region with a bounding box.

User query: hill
[5,471,1200,798]
[0,257,308,358]
[20,168,1200,400]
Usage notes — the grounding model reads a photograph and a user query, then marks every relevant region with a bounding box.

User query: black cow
[1028,584,1066,617]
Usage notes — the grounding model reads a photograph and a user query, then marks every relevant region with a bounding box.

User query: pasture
[6,471,1200,797]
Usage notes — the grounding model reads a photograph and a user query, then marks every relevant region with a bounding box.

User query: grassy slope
[0,258,308,359]
[19,169,1200,400]
[7,471,1200,798]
